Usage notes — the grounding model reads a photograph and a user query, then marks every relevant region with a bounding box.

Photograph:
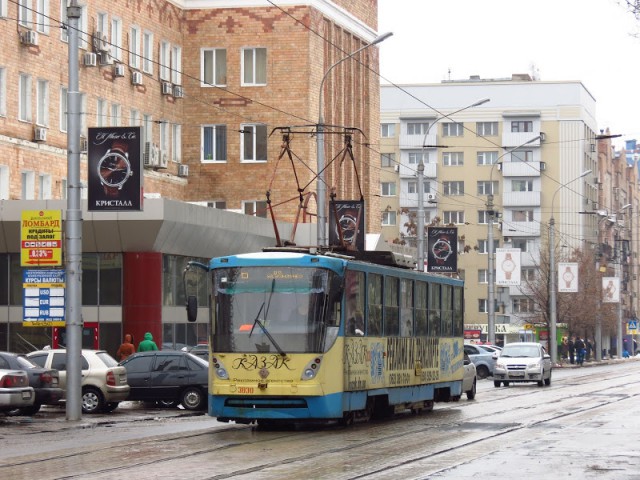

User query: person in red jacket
[116,334,136,361]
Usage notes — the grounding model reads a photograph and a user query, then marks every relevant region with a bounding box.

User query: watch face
[337,214,357,243]
[502,260,515,272]
[432,238,452,261]
[98,152,131,188]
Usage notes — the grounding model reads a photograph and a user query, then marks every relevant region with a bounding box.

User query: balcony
[502,221,540,237]
[500,161,543,177]
[502,191,541,207]
[399,132,437,150]
[502,131,543,148]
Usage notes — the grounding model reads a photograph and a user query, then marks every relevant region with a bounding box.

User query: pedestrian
[138,332,158,352]
[574,337,586,366]
[568,337,575,365]
[560,337,569,363]
[586,339,593,362]
[116,333,136,361]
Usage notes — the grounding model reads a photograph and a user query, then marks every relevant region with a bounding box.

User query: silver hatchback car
[27,349,129,414]
[492,342,552,387]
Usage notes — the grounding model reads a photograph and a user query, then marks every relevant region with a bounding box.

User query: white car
[462,354,477,400]
[0,369,35,413]
[493,342,552,387]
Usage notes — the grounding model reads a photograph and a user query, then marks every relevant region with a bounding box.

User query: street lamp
[613,204,632,359]
[415,98,490,270]
[549,169,592,365]
[316,31,393,247]
[486,135,542,344]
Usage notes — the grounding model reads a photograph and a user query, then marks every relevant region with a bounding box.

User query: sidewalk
[554,355,640,368]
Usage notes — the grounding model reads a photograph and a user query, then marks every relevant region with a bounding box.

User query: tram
[186,248,465,425]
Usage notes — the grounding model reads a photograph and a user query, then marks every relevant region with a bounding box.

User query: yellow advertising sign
[20,210,63,267]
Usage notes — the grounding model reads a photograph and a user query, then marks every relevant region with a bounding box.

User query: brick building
[0,1,381,355]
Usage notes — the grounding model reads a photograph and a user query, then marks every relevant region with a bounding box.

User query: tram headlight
[301,357,322,381]
[212,357,229,379]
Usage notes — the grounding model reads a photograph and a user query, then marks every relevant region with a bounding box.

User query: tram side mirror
[186,295,198,323]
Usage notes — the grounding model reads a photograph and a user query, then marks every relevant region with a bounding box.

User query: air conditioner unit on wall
[178,164,189,177]
[426,193,437,203]
[34,127,47,142]
[93,31,110,53]
[98,51,113,66]
[394,164,400,172]
[161,82,173,95]
[83,52,97,67]
[20,30,38,46]
[173,85,184,98]
[158,150,168,168]
[80,136,88,153]
[113,64,125,77]
[131,71,143,86]
[143,142,158,167]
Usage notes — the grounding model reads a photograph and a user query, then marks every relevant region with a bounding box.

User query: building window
[241,47,266,86]
[477,151,498,165]
[110,103,121,126]
[202,48,227,86]
[381,123,395,138]
[241,124,267,162]
[130,109,140,127]
[477,181,498,195]
[0,67,5,117]
[171,124,181,163]
[512,238,528,252]
[512,298,535,313]
[208,201,226,209]
[382,211,396,226]
[443,181,464,196]
[478,270,488,284]
[38,173,51,199]
[442,122,463,137]
[0,0,7,18]
[522,268,536,281]
[511,120,533,132]
[381,182,396,196]
[443,152,463,166]
[59,86,67,132]
[19,73,31,122]
[443,211,465,224]
[143,114,152,144]
[36,0,49,34]
[22,171,35,199]
[129,26,140,69]
[510,150,533,162]
[36,79,49,127]
[171,46,182,85]
[478,210,490,224]
[160,41,171,81]
[381,153,395,167]
[512,210,534,222]
[243,200,267,218]
[0,165,8,199]
[142,31,153,74]
[512,180,533,192]
[406,122,429,135]
[159,121,169,154]
[111,17,122,61]
[202,125,227,162]
[477,122,498,136]
[408,181,430,194]
[19,0,32,28]
[408,151,428,164]
[97,12,108,40]
[477,239,499,254]
[478,299,488,313]
[96,98,107,127]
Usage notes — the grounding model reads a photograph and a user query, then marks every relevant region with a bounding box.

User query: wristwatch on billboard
[97,140,132,197]
[501,252,516,280]
[562,265,575,288]
[431,234,453,264]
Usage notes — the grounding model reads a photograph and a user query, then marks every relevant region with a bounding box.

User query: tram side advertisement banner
[426,227,457,273]
[329,200,365,251]
[87,126,143,212]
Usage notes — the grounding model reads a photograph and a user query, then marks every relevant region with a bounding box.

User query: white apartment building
[380,75,598,342]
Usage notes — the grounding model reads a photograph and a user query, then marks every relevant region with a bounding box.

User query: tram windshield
[212,267,341,354]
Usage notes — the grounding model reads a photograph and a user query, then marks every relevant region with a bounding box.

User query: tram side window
[453,286,464,337]
[345,270,365,336]
[384,276,399,336]
[415,281,428,336]
[368,273,383,336]
[429,283,441,337]
[400,279,414,337]
[441,285,453,336]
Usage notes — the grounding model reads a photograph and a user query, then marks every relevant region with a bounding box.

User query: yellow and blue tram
[187,248,465,425]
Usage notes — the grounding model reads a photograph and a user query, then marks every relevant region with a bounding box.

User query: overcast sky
[378,0,640,149]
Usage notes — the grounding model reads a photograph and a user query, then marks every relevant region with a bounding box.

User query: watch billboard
[496,248,521,286]
[87,126,143,211]
[426,227,457,273]
[328,200,365,251]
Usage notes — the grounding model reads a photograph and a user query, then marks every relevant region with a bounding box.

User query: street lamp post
[415,98,490,271]
[549,169,592,365]
[613,204,632,359]
[486,135,542,344]
[316,32,393,247]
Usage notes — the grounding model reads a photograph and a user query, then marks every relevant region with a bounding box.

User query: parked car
[184,344,209,362]
[0,351,63,415]
[0,369,35,413]
[27,349,129,414]
[119,350,208,410]
[463,344,494,379]
[493,342,552,387]
[462,353,477,400]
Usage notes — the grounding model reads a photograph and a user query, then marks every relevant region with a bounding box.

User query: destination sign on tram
[22,269,65,327]
[20,210,63,267]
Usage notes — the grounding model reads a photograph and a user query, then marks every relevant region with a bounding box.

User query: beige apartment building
[0,0,381,354]
[380,75,608,344]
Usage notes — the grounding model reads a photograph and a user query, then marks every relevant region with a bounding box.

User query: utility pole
[65,0,83,421]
